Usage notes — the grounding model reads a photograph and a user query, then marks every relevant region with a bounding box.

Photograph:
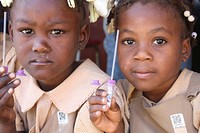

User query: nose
[133,43,153,61]
[32,37,51,53]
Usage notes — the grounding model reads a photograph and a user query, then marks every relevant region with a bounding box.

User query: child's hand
[0,66,20,125]
[88,89,124,133]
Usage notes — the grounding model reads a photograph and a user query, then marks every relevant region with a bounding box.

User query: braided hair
[108,0,196,45]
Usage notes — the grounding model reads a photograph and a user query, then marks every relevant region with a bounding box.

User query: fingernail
[102,91,107,96]
[9,73,15,78]
[0,67,4,72]
[13,80,20,85]
[102,105,107,110]
[102,98,106,103]
[95,111,100,115]
[8,88,14,94]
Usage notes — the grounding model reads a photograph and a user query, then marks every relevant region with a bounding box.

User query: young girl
[89,0,200,132]
[0,0,126,132]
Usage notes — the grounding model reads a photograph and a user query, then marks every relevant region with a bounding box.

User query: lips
[132,68,155,79]
[30,58,53,66]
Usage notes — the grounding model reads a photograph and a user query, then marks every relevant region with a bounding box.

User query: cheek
[15,45,23,52]
[159,53,181,75]
[13,41,28,55]
[118,50,131,72]
[118,49,125,66]
[55,47,77,62]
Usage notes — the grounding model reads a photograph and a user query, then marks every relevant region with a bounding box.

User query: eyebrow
[15,18,36,26]
[120,28,135,34]
[120,27,173,36]
[148,27,173,35]
[15,18,69,26]
[47,20,70,25]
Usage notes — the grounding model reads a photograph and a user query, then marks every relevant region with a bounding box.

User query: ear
[78,24,90,50]
[181,37,191,62]
[8,21,14,43]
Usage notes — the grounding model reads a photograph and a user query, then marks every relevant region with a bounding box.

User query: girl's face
[9,0,89,90]
[118,3,191,102]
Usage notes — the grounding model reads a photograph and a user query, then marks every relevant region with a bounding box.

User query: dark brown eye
[21,29,33,35]
[123,39,135,45]
[51,29,64,35]
[153,38,166,45]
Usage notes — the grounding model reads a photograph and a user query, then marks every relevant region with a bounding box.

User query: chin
[132,81,153,91]
[29,70,52,79]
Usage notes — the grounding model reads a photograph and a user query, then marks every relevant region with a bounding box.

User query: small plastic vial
[91,80,100,86]
[16,69,26,76]
[107,80,116,107]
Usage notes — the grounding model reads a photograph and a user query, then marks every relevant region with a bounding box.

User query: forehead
[14,0,67,9]
[118,2,182,34]
[11,0,80,21]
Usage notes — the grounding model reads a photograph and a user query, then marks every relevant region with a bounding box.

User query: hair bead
[191,32,197,39]
[184,10,190,17]
[188,15,195,22]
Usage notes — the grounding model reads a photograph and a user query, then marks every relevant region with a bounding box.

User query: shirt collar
[128,69,193,106]
[15,59,110,113]
[159,68,193,103]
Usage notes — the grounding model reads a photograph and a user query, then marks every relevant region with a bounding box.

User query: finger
[5,79,21,90]
[0,73,17,89]
[109,97,120,112]
[6,88,15,108]
[88,95,107,105]
[106,97,122,122]
[89,111,102,123]
[0,88,14,109]
[0,79,20,98]
[89,104,108,113]
[95,89,107,97]
[0,66,7,76]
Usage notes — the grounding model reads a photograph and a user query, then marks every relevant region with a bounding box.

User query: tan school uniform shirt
[14,59,128,133]
[117,69,200,133]
[0,33,22,72]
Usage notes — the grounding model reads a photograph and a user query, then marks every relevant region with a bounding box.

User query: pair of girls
[0,0,199,132]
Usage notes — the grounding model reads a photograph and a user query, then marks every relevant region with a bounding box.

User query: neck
[37,61,82,92]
